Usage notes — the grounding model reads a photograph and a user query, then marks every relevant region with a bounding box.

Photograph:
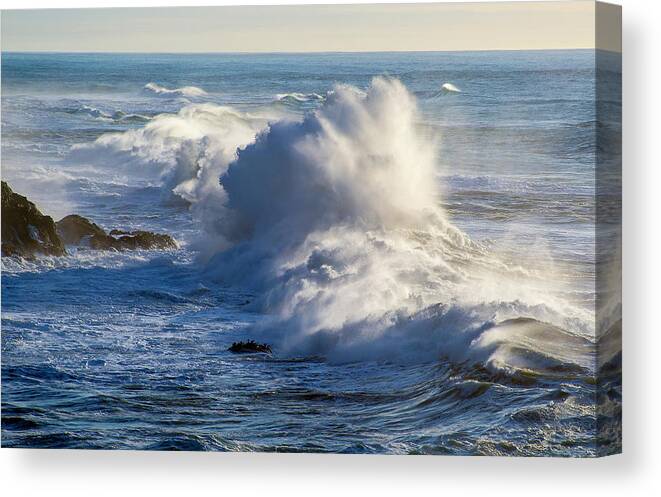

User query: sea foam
[201,77,592,371]
[70,103,274,215]
[72,77,595,373]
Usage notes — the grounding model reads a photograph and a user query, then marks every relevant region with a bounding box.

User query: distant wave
[276,92,326,104]
[71,77,598,373]
[143,82,208,98]
[78,105,113,120]
[441,82,462,93]
[71,105,151,123]
[112,110,152,123]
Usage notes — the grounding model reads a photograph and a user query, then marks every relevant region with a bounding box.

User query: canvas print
[1,2,621,456]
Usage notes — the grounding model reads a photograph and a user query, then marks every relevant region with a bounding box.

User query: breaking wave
[143,82,208,98]
[77,105,113,120]
[70,103,275,219]
[276,92,326,104]
[73,105,151,123]
[441,82,462,93]
[112,110,152,123]
[72,77,595,374]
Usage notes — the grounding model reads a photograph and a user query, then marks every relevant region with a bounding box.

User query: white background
[0,0,658,495]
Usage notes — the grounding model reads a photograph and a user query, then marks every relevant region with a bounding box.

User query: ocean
[1,50,621,455]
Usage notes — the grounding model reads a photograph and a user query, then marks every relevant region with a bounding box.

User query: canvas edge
[595,0,622,458]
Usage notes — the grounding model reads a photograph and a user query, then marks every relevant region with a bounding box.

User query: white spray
[73,77,595,372]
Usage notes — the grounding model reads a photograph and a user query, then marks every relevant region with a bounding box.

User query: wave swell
[72,105,151,123]
[276,92,326,105]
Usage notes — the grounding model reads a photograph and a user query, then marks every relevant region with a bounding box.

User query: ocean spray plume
[70,103,273,214]
[202,76,593,371]
[217,77,441,242]
[70,76,593,372]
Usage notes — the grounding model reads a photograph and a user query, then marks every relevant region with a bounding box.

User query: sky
[1,1,621,53]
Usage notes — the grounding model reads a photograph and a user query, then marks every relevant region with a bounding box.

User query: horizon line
[2,48,615,55]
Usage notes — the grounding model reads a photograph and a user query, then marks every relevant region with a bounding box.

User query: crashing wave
[70,103,277,234]
[143,82,208,98]
[72,77,594,373]
[201,77,592,372]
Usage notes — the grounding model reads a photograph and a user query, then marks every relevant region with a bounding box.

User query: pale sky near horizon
[1,2,621,53]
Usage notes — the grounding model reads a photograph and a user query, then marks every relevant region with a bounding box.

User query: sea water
[1,51,621,455]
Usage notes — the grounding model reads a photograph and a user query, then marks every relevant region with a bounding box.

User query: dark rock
[56,214,109,247]
[56,214,177,251]
[113,230,178,250]
[1,182,177,258]
[1,181,66,258]
[228,340,272,354]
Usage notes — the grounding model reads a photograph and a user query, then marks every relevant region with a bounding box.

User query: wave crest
[72,105,151,123]
[276,92,326,105]
[200,77,591,371]
[441,82,462,93]
[143,82,208,98]
[71,77,593,372]
[218,78,439,242]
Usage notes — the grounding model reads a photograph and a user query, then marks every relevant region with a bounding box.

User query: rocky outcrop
[109,230,178,251]
[55,214,107,247]
[228,341,272,354]
[56,214,177,251]
[1,181,177,259]
[1,181,66,258]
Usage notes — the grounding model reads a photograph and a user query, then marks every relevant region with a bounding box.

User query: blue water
[1,50,621,455]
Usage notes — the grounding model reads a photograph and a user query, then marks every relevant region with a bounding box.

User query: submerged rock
[56,214,177,251]
[228,340,272,354]
[1,181,67,258]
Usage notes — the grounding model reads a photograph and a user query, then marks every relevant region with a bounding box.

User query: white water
[144,82,208,98]
[276,92,326,103]
[66,77,594,371]
[441,82,462,93]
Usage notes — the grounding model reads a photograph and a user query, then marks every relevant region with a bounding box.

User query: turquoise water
[1,50,620,455]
